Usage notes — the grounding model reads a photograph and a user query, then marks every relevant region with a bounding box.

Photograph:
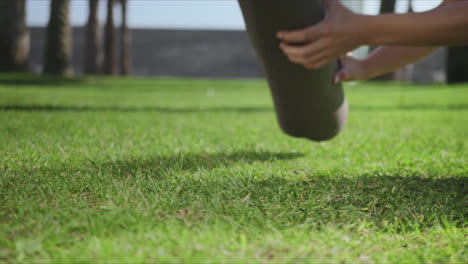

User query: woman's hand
[333,55,369,84]
[277,0,365,70]
[334,46,439,84]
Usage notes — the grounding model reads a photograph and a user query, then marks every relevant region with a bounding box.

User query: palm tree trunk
[44,0,73,76]
[104,0,117,75]
[394,0,414,82]
[85,0,102,74]
[119,0,132,75]
[371,0,397,80]
[408,0,413,12]
[380,0,397,14]
[0,0,29,71]
[447,46,468,83]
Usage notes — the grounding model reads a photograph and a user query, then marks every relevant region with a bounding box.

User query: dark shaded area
[180,174,466,230]
[89,151,305,173]
[1,104,467,113]
[447,46,468,84]
[0,76,84,86]
[350,104,468,111]
[0,0,29,72]
[0,104,272,113]
[0,73,84,86]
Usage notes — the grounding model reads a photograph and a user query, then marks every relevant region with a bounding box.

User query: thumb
[334,68,350,84]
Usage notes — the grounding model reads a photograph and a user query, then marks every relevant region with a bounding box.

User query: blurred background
[1,0,467,83]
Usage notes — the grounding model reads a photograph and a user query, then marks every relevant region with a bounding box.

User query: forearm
[357,2,468,46]
[362,46,439,79]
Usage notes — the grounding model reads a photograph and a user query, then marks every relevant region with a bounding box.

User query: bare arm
[334,46,439,83]
[364,46,438,79]
[364,1,468,46]
[277,0,467,70]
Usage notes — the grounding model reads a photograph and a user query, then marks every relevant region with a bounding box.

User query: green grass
[0,73,467,263]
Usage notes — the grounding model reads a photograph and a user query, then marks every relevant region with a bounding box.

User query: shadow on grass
[351,104,468,111]
[0,104,273,113]
[1,103,468,113]
[101,154,466,230]
[87,150,305,172]
[0,74,84,87]
[9,150,463,232]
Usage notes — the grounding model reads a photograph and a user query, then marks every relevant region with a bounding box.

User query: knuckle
[319,24,332,37]
[306,56,319,64]
[318,59,329,67]
[306,59,316,66]
[304,49,314,57]
[305,28,316,39]
[290,57,300,64]
[299,49,307,57]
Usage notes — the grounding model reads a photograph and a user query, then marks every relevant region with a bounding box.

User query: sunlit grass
[0,74,466,263]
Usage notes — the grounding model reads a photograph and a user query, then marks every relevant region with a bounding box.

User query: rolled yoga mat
[238,0,348,141]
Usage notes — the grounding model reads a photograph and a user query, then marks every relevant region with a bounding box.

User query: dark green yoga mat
[238,0,348,141]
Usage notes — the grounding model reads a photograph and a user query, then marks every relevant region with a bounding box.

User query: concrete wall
[28,27,446,82]
[394,48,447,84]
[29,27,264,78]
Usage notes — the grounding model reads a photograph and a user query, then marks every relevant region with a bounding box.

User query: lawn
[0,73,466,263]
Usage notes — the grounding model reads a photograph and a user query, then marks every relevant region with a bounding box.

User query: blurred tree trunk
[85,0,102,74]
[371,0,397,80]
[447,46,468,83]
[439,0,466,82]
[380,0,397,14]
[104,0,117,75]
[394,0,414,82]
[119,0,132,75]
[0,0,29,71]
[44,0,73,76]
[408,0,413,12]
